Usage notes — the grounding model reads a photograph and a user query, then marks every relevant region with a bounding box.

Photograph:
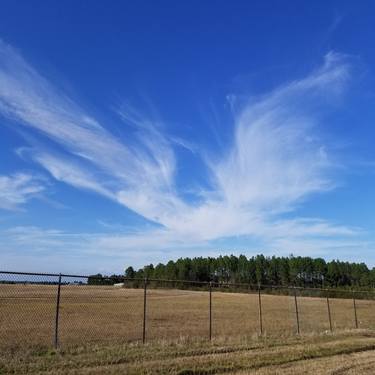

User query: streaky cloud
[0,40,362,260]
[0,172,45,210]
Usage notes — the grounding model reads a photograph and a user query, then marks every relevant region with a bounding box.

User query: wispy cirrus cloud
[211,53,348,215]
[0,39,362,266]
[0,173,45,210]
[0,39,182,221]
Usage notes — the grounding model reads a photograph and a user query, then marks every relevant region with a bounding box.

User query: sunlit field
[1,284,375,351]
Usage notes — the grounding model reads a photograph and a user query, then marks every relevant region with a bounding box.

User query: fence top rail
[0,270,61,278]
[1,270,374,295]
[0,271,209,284]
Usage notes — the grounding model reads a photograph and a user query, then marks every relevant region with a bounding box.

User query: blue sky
[1,1,375,274]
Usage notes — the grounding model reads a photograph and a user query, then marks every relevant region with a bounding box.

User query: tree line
[117,254,375,289]
[85,254,374,289]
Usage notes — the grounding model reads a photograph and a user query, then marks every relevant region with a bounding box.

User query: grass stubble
[2,330,375,374]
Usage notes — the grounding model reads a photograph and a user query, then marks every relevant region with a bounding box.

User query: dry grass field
[1,330,375,374]
[1,283,375,351]
[2,284,375,374]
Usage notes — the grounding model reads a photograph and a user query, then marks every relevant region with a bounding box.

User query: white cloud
[0,39,182,220]
[0,173,45,210]
[0,40,363,266]
[213,53,349,212]
[33,152,116,200]
[0,223,371,274]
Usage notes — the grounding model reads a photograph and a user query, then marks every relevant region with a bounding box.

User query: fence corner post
[258,283,263,336]
[209,281,212,341]
[326,291,333,333]
[142,277,147,344]
[293,287,300,335]
[352,290,358,329]
[54,273,62,349]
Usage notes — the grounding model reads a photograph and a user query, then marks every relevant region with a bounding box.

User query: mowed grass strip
[233,347,375,374]
[1,330,375,374]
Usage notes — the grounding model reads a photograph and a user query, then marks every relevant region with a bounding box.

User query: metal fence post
[142,277,147,344]
[353,292,358,329]
[209,282,212,341]
[54,273,62,349]
[326,292,333,332]
[293,287,300,335]
[258,284,263,335]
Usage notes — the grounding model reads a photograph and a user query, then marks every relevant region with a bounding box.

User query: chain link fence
[1,271,375,351]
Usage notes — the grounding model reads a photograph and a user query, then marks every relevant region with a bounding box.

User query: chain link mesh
[58,276,144,347]
[1,271,375,351]
[0,272,59,350]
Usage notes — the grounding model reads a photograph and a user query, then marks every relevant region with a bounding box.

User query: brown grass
[1,330,375,374]
[1,284,375,351]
